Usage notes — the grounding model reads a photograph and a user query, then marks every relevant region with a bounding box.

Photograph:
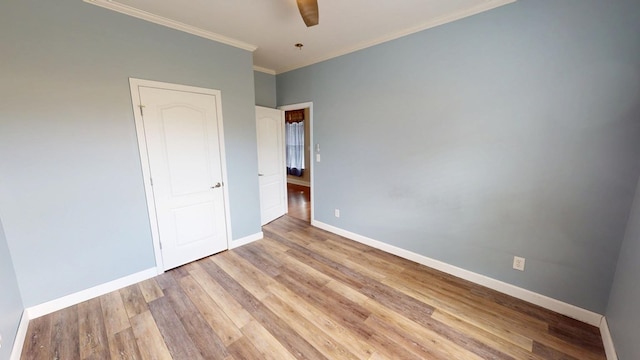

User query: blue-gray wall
[0,218,23,360]
[277,0,640,313]
[0,0,261,307]
[254,71,277,108]
[607,176,640,359]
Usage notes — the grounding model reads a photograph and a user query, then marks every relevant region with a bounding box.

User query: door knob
[211,182,222,189]
[258,173,264,176]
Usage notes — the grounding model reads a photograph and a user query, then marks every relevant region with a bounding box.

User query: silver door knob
[258,173,264,176]
[211,182,222,189]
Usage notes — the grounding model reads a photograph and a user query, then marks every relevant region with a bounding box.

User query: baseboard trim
[600,317,618,360]
[230,231,264,249]
[10,311,30,360]
[26,268,157,319]
[21,230,264,319]
[312,220,603,327]
[287,178,310,187]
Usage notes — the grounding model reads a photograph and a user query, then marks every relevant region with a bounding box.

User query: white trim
[129,78,234,272]
[312,220,604,327]
[213,89,235,255]
[9,312,30,360]
[600,317,619,360]
[279,103,314,223]
[26,268,156,319]
[84,0,257,52]
[83,0,513,74]
[130,78,164,272]
[286,178,310,187]
[253,66,276,75]
[230,232,264,249]
[275,0,516,74]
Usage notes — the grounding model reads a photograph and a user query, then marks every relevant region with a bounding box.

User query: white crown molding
[84,0,257,52]
[253,66,276,75]
[84,0,515,73]
[275,0,516,74]
[311,220,604,327]
[230,231,264,249]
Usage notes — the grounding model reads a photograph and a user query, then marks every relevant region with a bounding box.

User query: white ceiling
[86,0,515,74]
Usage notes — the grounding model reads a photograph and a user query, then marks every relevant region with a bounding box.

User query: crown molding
[84,0,515,74]
[253,66,277,75]
[84,0,257,52]
[275,0,516,74]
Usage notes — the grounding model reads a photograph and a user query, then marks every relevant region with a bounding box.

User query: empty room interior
[1,0,639,359]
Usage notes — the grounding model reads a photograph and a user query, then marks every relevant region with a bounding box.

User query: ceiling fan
[296,0,319,27]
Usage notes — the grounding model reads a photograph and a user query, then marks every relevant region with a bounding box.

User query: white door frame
[129,78,233,274]
[278,102,314,223]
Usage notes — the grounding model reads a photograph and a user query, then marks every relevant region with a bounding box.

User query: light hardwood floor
[21,216,606,359]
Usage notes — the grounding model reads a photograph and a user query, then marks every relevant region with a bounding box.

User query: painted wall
[0,218,23,360]
[0,0,261,307]
[254,71,277,108]
[606,176,640,359]
[277,0,640,313]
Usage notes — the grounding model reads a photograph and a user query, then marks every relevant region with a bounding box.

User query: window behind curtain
[285,110,305,177]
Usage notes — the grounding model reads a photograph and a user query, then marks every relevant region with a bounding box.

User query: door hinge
[150,177,153,186]
[159,240,162,250]
[139,104,145,116]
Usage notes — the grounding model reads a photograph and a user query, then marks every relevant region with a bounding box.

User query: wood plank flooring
[287,183,310,222]
[21,216,606,359]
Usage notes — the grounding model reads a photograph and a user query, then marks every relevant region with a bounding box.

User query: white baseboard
[287,178,310,187]
[312,220,604,327]
[230,231,264,249]
[600,317,618,360]
[26,268,157,319]
[10,311,30,360]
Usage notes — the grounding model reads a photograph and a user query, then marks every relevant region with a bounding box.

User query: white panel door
[256,106,287,225]
[139,86,228,270]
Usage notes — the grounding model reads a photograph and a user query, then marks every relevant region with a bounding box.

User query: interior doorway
[130,78,231,272]
[280,102,313,223]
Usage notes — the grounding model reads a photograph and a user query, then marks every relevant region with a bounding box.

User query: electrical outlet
[513,256,526,271]
[334,209,340,218]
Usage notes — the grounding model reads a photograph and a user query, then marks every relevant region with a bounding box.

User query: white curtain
[286,121,305,176]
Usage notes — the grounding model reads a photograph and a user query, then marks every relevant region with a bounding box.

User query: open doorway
[280,102,313,223]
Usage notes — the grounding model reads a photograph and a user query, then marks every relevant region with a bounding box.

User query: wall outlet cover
[513,256,526,271]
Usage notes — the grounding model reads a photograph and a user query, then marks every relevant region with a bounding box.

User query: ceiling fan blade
[297,0,319,27]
